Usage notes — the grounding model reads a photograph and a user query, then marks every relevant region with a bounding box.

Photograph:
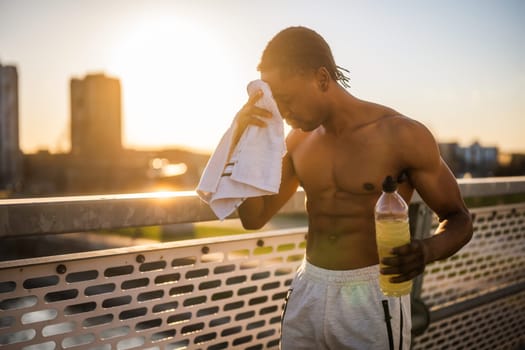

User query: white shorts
[280,259,411,350]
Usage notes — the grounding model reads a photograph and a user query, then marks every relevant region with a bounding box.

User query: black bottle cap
[382,175,397,192]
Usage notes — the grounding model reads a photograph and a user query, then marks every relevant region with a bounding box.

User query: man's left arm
[382,121,473,283]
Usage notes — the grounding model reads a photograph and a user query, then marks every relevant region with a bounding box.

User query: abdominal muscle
[305,196,381,270]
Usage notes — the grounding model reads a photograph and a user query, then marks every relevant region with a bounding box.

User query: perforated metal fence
[420,204,525,309]
[413,289,524,349]
[412,203,525,350]
[0,230,306,350]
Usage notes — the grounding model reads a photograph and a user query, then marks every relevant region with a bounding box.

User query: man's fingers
[234,90,273,131]
[240,108,271,128]
[246,91,272,119]
[381,260,424,283]
[381,240,426,283]
[391,241,420,256]
[251,106,272,119]
[382,251,419,268]
[247,90,263,106]
[239,99,272,122]
[249,116,267,127]
[381,254,420,276]
[389,269,422,283]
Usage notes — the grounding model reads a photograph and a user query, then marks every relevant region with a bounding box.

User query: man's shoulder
[357,101,417,132]
[377,113,430,139]
[380,114,440,168]
[285,129,309,151]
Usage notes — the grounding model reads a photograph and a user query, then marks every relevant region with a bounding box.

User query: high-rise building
[70,73,122,157]
[0,63,22,192]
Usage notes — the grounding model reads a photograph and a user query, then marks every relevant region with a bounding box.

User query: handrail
[1,176,524,238]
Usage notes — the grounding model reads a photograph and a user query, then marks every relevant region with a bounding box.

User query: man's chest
[291,131,404,195]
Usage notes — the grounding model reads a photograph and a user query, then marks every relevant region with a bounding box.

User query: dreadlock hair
[257,26,350,88]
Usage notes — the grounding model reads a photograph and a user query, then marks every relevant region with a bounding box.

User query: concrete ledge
[1,177,524,237]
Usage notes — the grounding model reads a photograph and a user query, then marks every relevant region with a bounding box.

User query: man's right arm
[232,89,301,229]
[238,151,300,229]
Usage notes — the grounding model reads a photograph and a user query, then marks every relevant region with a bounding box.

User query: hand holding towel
[196,80,286,220]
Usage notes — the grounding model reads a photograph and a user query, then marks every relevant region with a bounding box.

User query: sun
[109,16,242,152]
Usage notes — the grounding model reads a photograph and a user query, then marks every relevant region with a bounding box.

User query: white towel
[196,80,286,220]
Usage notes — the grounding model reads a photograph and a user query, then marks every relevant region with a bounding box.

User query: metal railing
[1,177,524,349]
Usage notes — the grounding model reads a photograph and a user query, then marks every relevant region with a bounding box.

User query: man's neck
[322,87,366,136]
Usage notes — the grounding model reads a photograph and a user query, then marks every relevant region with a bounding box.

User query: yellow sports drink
[375,175,413,296]
[376,220,412,296]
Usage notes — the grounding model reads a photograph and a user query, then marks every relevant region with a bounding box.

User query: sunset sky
[1,0,524,154]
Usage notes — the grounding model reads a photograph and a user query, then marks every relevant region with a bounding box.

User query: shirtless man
[234,27,473,349]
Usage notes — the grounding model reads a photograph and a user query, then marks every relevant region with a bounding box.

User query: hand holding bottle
[380,239,428,284]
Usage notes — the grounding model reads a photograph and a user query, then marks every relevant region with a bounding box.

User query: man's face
[261,69,326,132]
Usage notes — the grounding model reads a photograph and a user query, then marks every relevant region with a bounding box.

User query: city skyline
[1,0,524,154]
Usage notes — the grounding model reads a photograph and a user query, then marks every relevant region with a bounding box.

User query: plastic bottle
[375,175,413,296]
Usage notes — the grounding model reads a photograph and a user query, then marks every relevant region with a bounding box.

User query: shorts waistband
[300,259,379,284]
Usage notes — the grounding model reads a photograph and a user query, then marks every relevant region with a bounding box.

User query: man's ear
[316,67,330,92]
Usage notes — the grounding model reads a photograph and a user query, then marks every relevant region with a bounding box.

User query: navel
[363,182,375,191]
[328,233,339,244]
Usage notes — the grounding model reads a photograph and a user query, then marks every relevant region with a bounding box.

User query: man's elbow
[461,209,474,246]
[237,199,269,230]
[240,216,266,230]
